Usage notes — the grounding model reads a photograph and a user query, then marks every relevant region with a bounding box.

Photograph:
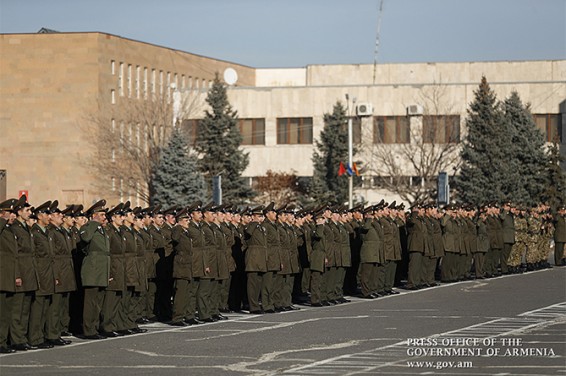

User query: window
[135,66,140,99]
[423,115,460,143]
[341,117,362,144]
[181,119,200,146]
[127,64,132,97]
[534,114,562,142]
[151,69,156,95]
[373,116,410,144]
[111,89,115,104]
[111,60,115,75]
[143,68,148,99]
[239,119,266,145]
[277,117,313,144]
[118,63,124,96]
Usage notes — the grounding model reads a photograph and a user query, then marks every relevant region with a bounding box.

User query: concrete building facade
[1,31,564,206]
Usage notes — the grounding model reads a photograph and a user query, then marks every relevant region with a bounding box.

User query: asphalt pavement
[1,266,565,376]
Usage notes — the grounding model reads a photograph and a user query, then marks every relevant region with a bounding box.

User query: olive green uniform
[0,217,18,351]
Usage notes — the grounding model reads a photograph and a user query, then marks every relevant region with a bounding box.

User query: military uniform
[8,216,38,348]
[171,220,197,325]
[485,213,504,277]
[244,217,269,313]
[0,200,19,353]
[80,203,110,339]
[440,213,459,282]
[309,222,328,305]
[554,211,566,266]
[500,209,516,274]
[406,212,426,288]
[358,216,382,298]
[474,216,489,277]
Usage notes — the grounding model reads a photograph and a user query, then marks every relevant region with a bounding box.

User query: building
[1,30,564,206]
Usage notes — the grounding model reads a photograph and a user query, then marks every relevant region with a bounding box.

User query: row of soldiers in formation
[0,195,565,354]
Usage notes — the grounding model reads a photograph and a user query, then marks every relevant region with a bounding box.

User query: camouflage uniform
[525,215,541,266]
[509,215,527,268]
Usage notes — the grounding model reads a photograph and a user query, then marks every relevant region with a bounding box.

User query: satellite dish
[223,68,238,85]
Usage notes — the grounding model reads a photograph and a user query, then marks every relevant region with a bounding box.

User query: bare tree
[83,90,205,204]
[362,84,462,205]
[254,170,302,205]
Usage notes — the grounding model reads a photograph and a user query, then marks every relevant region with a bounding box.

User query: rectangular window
[143,67,148,99]
[118,62,124,96]
[111,89,115,104]
[277,117,313,144]
[127,64,132,97]
[135,66,140,99]
[422,115,461,143]
[341,117,362,144]
[151,69,156,95]
[111,60,115,75]
[239,118,266,145]
[373,116,410,144]
[534,114,562,142]
[159,71,164,95]
[181,119,200,146]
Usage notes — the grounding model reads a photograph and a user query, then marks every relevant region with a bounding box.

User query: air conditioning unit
[356,103,373,116]
[406,104,424,116]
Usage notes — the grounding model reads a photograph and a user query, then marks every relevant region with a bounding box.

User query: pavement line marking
[184,315,370,342]
[281,302,566,375]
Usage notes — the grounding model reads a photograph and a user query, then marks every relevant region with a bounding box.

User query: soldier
[206,206,230,321]
[424,206,443,287]
[131,208,150,324]
[0,198,19,353]
[262,203,281,313]
[100,203,127,337]
[68,204,87,335]
[243,206,269,314]
[334,209,351,303]
[358,205,383,299]
[554,205,566,266]
[79,200,110,340]
[309,208,329,306]
[28,201,56,348]
[485,204,504,277]
[59,205,77,336]
[170,208,196,326]
[8,196,39,351]
[474,208,489,278]
[120,204,147,334]
[155,206,176,322]
[508,207,527,273]
[406,205,426,289]
[500,202,516,274]
[45,201,75,345]
[440,204,460,282]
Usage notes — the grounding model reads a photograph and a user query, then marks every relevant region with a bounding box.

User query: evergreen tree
[503,91,547,206]
[152,126,207,206]
[310,101,352,204]
[542,140,566,210]
[456,76,513,205]
[195,73,253,203]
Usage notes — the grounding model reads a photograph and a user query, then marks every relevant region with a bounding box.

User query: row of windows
[182,114,561,146]
[110,60,212,101]
[181,115,461,145]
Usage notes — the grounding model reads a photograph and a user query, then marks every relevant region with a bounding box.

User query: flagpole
[348,116,353,209]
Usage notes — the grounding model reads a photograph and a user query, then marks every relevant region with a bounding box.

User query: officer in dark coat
[0,199,19,353]
[244,206,269,314]
[80,200,110,340]
[7,196,39,351]
[28,201,56,348]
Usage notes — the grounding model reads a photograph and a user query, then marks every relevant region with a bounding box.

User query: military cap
[163,205,180,216]
[250,205,264,215]
[396,203,405,210]
[61,205,75,216]
[186,201,202,212]
[349,204,364,213]
[239,206,251,216]
[34,201,53,215]
[0,198,18,212]
[201,202,216,213]
[12,195,31,212]
[106,202,125,218]
[263,202,276,214]
[85,200,107,216]
[122,200,132,213]
[387,200,397,209]
[175,207,190,221]
[72,204,86,217]
[49,200,61,214]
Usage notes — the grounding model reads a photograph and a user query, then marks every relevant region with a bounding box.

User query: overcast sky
[1,0,564,68]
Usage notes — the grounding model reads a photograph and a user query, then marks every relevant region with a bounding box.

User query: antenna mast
[372,0,384,85]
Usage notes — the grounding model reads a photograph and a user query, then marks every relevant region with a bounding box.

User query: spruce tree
[503,91,547,206]
[543,140,566,210]
[195,73,253,203]
[152,126,207,206]
[310,101,352,204]
[456,76,512,205]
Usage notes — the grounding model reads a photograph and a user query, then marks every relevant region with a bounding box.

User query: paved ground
[1,266,565,376]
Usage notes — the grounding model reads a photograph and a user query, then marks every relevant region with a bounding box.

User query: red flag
[338,162,346,176]
[352,163,360,176]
